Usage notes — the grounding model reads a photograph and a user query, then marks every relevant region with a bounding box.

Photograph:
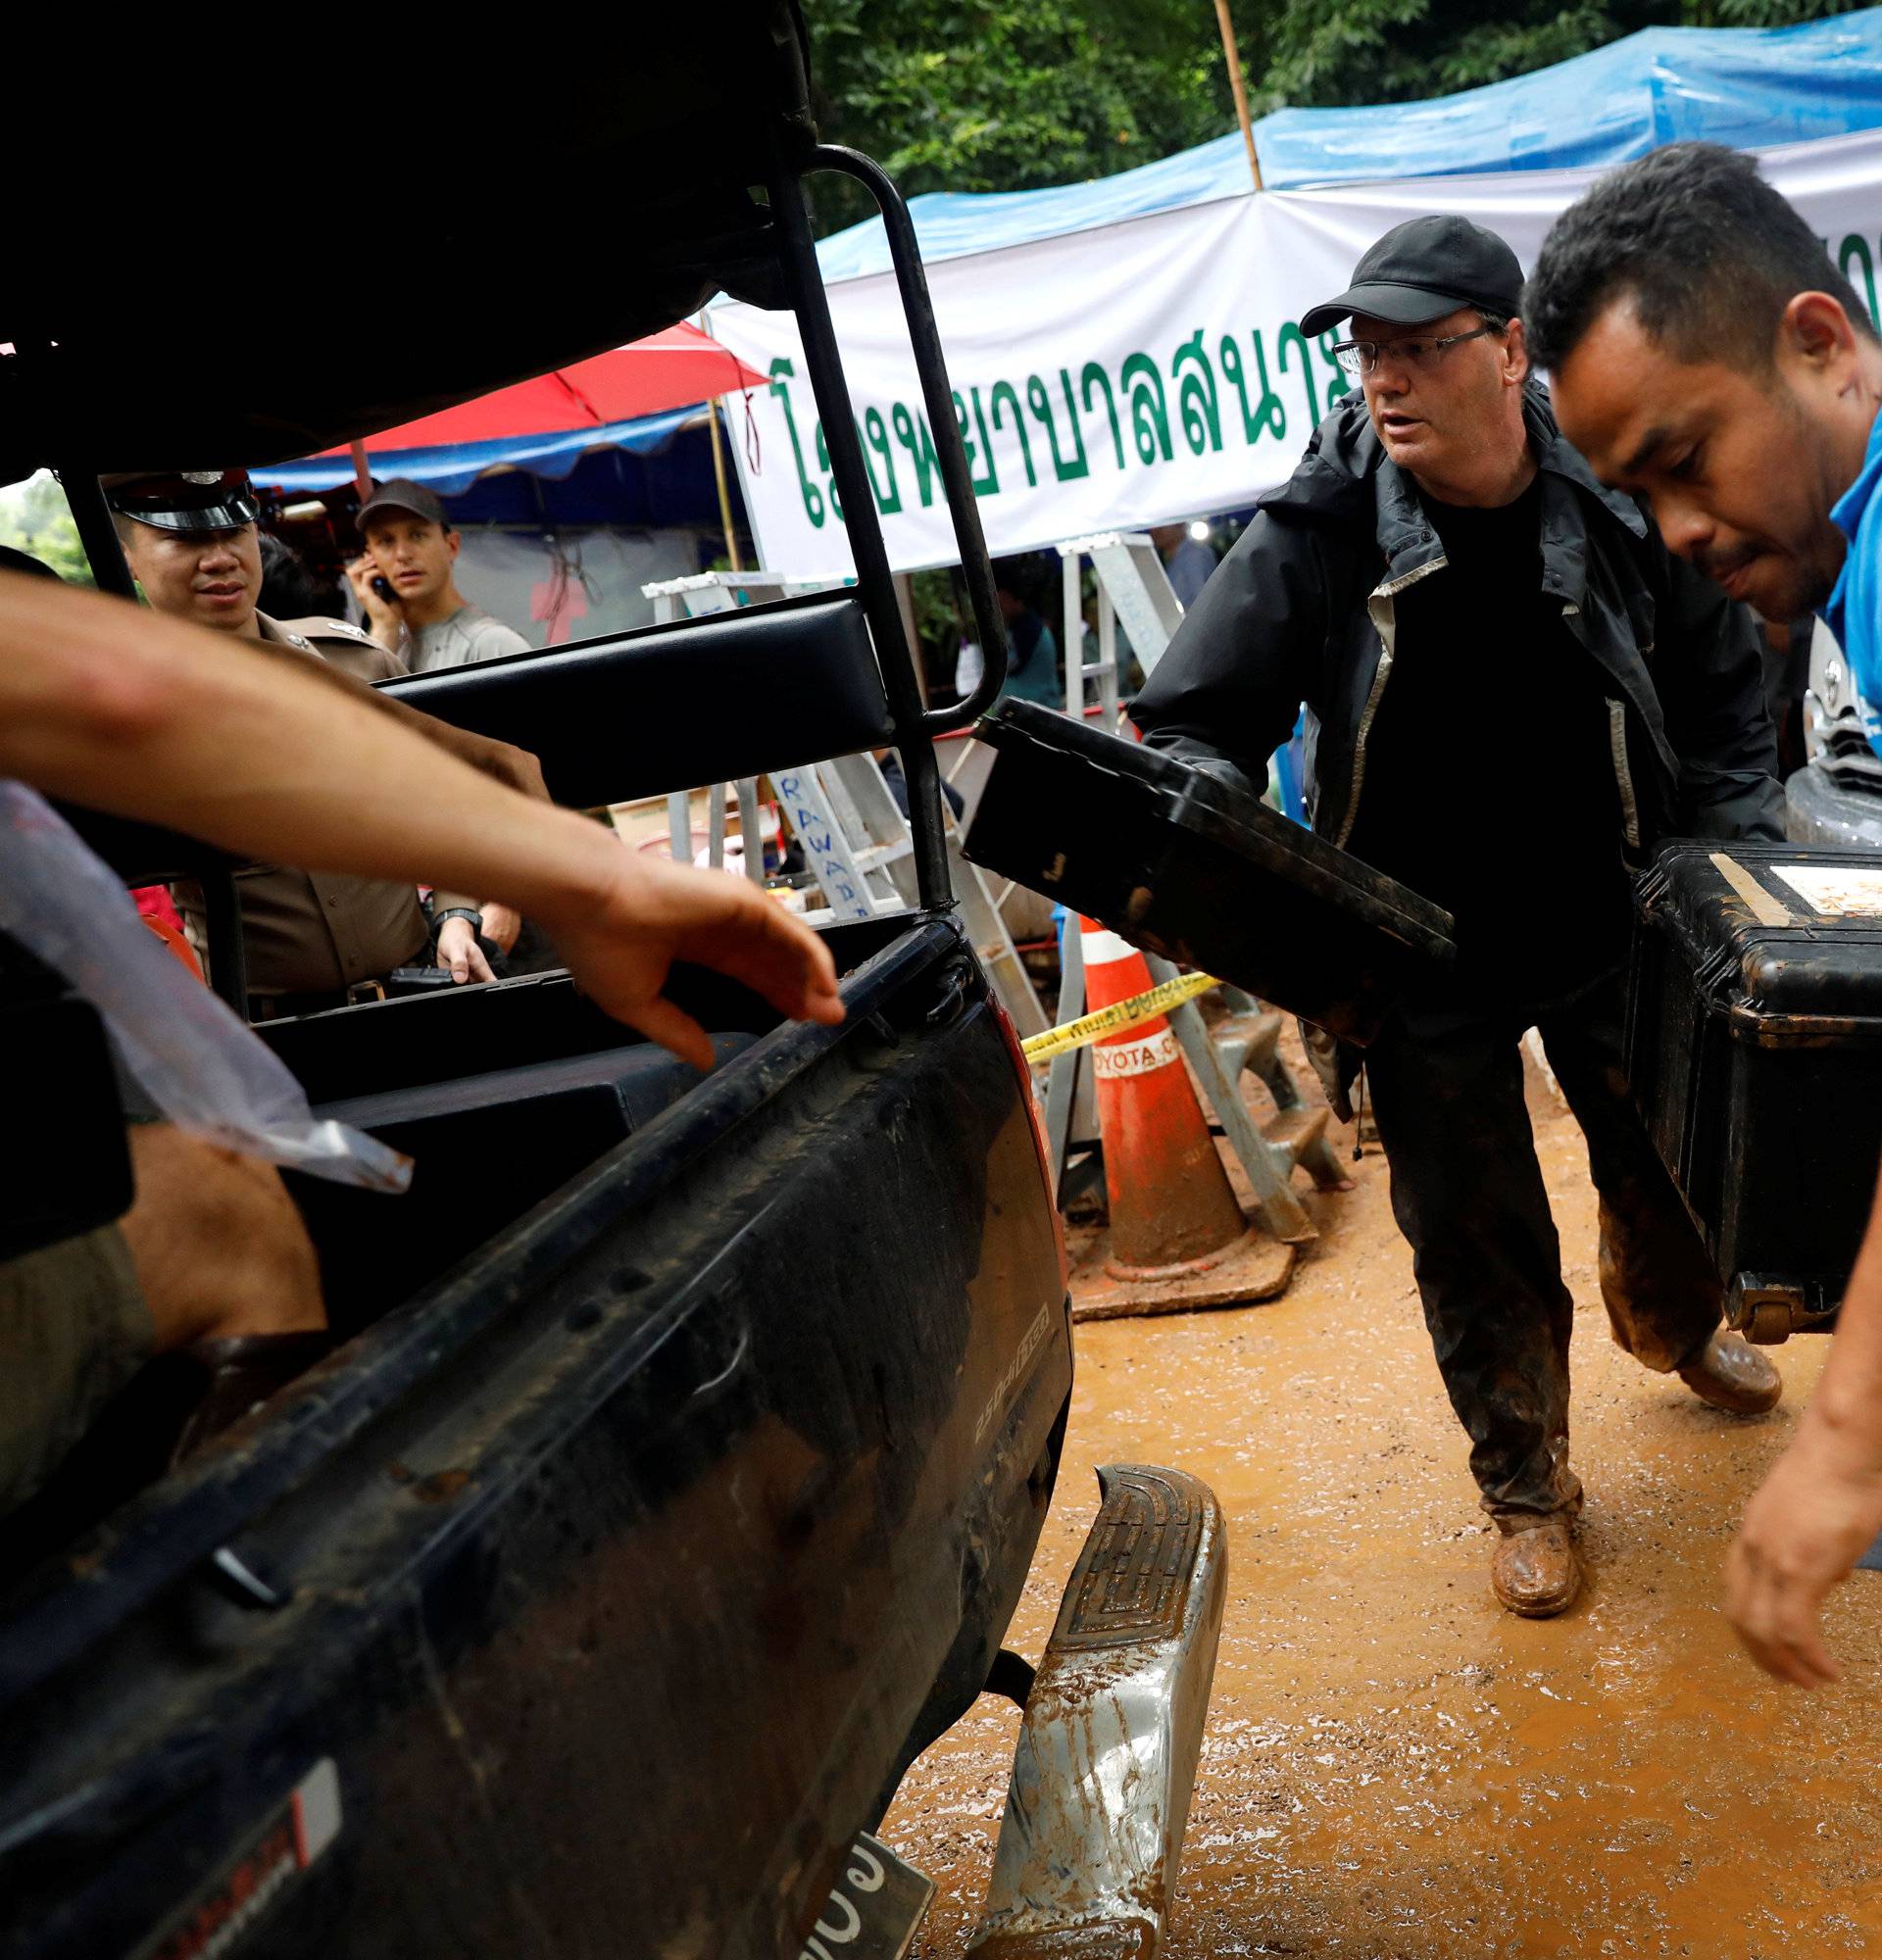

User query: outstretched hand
[1723,1422,1882,1687]
[542,853,843,1070]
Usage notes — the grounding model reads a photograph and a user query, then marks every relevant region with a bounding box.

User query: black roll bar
[806,147,1009,736]
[61,468,136,601]
[768,147,955,912]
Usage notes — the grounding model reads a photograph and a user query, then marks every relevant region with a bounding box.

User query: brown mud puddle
[883,1045,1882,1958]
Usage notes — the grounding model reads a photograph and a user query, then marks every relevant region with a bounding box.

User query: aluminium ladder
[641,571,1048,1034]
[1043,534,1341,1227]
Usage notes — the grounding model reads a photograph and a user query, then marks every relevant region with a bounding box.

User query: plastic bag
[0,782,411,1192]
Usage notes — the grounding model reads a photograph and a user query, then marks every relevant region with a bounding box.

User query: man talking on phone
[346,478,530,672]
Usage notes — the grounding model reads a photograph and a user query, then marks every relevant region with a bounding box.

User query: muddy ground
[881,1059,1882,1958]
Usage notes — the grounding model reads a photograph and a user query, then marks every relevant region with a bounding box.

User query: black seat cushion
[383,591,894,809]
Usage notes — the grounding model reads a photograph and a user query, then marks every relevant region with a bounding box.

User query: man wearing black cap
[348,477,530,673]
[1133,217,1786,1617]
[106,469,510,1006]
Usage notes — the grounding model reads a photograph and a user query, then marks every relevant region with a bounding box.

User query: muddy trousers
[1363,973,1723,1527]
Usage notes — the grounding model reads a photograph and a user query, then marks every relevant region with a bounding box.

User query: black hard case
[1627,840,1882,1329]
[962,699,1456,1045]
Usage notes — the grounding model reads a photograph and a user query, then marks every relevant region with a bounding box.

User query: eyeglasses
[1329,324,1500,377]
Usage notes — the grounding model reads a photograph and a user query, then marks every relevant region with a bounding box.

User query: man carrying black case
[1134,217,1785,1620]
[1530,142,1882,1683]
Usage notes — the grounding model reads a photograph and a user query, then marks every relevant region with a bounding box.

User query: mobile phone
[371,573,396,605]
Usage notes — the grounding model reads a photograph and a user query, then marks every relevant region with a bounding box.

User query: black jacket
[1133,383,1784,858]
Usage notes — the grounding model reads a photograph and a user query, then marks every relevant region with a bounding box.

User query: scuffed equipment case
[1627,840,1882,1337]
[964,699,1455,1046]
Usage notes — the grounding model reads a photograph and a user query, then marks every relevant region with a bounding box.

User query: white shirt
[403,605,531,674]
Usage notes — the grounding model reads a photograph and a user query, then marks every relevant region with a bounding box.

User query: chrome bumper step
[966,1463,1226,1958]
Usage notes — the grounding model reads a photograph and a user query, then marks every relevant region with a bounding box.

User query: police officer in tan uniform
[105,470,506,1013]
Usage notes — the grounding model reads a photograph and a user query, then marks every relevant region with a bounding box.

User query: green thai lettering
[1219,331,1286,446]
[1277,323,1320,429]
[1081,363,1125,469]
[953,387,1000,496]
[990,380,1038,487]
[861,408,903,514]
[1171,331,1221,455]
[891,403,942,507]
[1316,328,1352,405]
[769,358,824,528]
[1027,370,1090,481]
[1841,233,1879,331]
[1120,352,1172,465]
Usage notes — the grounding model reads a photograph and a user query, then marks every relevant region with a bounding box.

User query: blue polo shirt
[1825,405,1882,756]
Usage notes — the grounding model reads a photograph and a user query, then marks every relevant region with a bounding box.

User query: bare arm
[1724,1153,1882,1686]
[247,636,529,981]
[0,575,841,1064]
[247,632,550,802]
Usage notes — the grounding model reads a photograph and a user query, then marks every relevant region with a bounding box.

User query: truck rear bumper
[966,1463,1226,1959]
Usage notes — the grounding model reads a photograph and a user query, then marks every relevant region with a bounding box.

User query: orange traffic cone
[1080,917,1253,1280]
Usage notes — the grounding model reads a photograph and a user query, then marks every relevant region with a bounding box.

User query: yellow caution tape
[1020,968,1220,1063]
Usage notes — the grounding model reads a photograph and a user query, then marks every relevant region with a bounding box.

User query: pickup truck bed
[0,916,1072,1959]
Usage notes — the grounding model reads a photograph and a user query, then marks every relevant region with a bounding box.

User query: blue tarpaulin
[814,10,1882,281]
[440,429,736,531]
[257,404,703,499]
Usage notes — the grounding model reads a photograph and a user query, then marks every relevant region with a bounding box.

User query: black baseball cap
[357,477,450,531]
[1300,216,1525,339]
[101,468,260,533]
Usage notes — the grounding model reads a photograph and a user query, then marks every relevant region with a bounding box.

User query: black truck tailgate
[0,920,1071,1960]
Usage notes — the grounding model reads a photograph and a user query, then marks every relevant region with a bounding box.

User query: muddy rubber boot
[1677,1332,1782,1416]
[169,1331,336,1466]
[1491,1520,1582,1618]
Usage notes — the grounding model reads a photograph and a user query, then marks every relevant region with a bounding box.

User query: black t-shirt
[1343,478,1633,1014]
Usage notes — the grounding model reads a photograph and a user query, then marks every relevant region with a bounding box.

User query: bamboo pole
[707,398,744,572]
[1213,0,1264,192]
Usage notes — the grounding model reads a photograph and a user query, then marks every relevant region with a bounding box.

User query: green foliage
[804,0,1862,229]
[1264,0,1863,103]
[1264,0,1613,104]
[0,472,95,587]
[807,0,1242,229]
[1704,0,1862,23]
[907,564,968,680]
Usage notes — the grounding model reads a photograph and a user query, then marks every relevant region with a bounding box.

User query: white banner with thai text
[708,126,1882,577]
